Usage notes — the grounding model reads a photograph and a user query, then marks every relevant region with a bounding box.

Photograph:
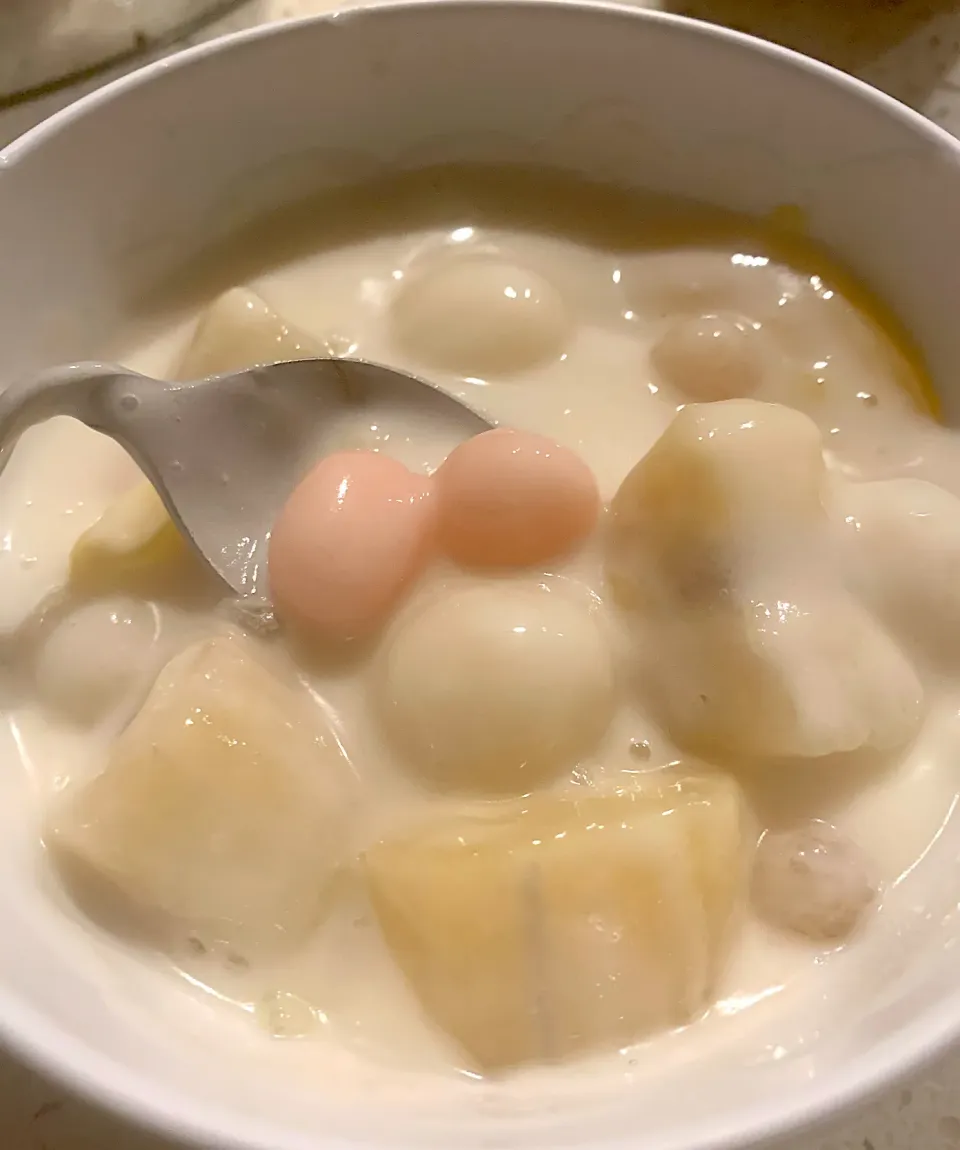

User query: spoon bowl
[0,358,493,597]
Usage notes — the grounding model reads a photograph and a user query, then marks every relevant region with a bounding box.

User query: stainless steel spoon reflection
[0,358,493,597]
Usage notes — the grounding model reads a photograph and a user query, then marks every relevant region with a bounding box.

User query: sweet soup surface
[2,166,960,1104]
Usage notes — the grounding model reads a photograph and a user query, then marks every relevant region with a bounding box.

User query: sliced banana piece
[607,400,923,760]
[837,476,960,662]
[607,399,826,612]
[69,479,190,595]
[50,632,353,963]
[177,286,322,380]
[364,774,746,1071]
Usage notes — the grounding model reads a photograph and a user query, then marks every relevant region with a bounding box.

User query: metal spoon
[0,358,493,598]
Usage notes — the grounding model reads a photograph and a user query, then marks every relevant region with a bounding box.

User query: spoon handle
[0,362,142,479]
[0,357,495,601]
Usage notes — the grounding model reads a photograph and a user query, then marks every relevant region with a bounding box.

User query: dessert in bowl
[3,5,960,1150]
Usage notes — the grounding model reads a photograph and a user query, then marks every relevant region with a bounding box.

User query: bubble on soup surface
[269,450,434,643]
[752,821,876,940]
[257,990,319,1039]
[390,252,568,376]
[50,631,353,960]
[177,286,321,380]
[606,399,924,760]
[435,428,599,568]
[363,774,746,1070]
[651,312,770,401]
[374,582,614,794]
[33,597,160,724]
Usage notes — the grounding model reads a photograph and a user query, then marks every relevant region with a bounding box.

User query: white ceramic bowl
[3,4,960,1148]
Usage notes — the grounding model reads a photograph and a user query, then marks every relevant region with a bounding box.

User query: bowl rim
[3,3,960,1148]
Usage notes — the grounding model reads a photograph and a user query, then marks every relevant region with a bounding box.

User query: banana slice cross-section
[176,286,322,381]
[837,476,960,663]
[50,632,354,964]
[69,479,189,595]
[606,400,924,761]
[364,775,746,1072]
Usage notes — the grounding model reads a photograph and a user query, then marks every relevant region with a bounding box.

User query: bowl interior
[2,5,960,1149]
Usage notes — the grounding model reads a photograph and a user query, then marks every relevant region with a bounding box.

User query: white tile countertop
[5,1,960,1148]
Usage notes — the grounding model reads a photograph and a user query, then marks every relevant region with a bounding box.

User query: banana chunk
[364,775,745,1071]
[607,400,923,760]
[50,632,353,962]
[177,286,321,380]
[837,477,960,661]
[69,479,190,594]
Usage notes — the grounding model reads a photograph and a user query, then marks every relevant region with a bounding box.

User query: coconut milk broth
[2,166,960,1105]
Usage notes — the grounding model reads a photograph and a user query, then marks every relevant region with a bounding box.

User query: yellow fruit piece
[606,400,923,760]
[50,632,353,963]
[69,479,188,595]
[607,399,825,612]
[177,286,321,381]
[364,775,745,1072]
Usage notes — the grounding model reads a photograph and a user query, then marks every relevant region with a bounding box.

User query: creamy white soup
[2,166,960,1102]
